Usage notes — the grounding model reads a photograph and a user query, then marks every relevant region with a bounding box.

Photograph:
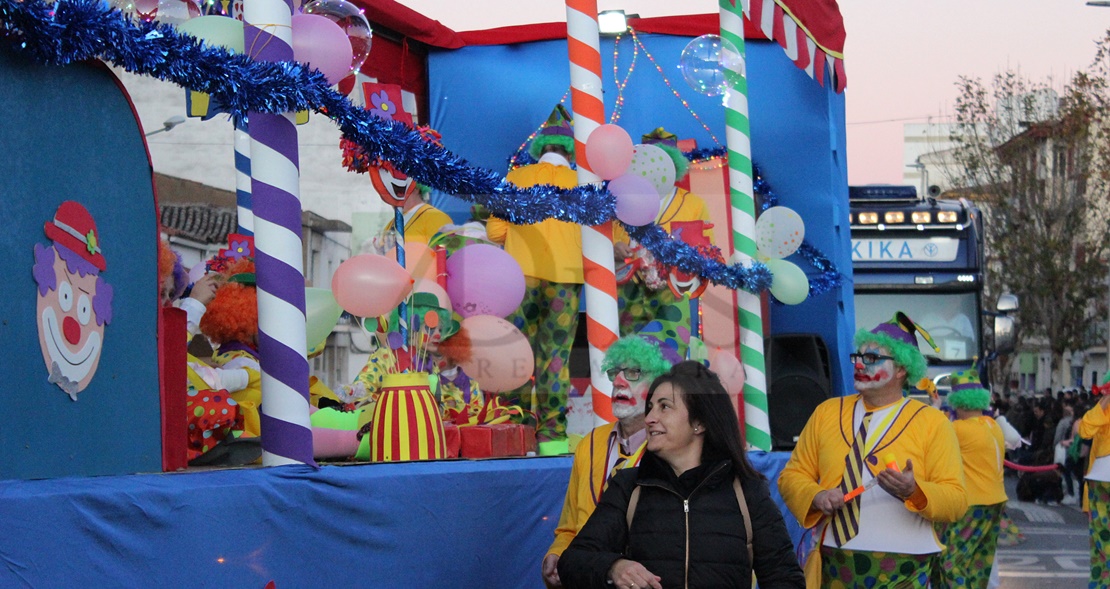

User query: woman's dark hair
[647,360,761,480]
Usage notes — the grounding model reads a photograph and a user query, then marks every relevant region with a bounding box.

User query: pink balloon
[709,349,746,396]
[386,241,438,283]
[610,174,660,226]
[291,14,354,85]
[331,254,414,317]
[459,315,534,392]
[413,279,450,310]
[585,124,634,180]
[445,244,525,318]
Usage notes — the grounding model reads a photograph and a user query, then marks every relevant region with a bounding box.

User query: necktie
[831,411,873,546]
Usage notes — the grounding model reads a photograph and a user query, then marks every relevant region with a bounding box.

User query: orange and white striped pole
[565,0,619,426]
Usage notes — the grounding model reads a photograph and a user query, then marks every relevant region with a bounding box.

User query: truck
[849,185,1016,393]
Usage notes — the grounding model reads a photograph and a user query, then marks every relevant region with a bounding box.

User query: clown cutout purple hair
[32,201,113,400]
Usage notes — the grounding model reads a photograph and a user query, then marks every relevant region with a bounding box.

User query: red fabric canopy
[349,0,846,92]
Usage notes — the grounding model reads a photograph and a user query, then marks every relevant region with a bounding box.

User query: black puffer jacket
[558,453,804,589]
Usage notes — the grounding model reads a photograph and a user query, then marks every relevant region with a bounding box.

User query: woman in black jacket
[558,361,804,589]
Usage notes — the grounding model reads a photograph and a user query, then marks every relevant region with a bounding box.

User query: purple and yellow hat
[642,127,689,181]
[528,104,575,160]
[854,312,939,385]
[947,368,990,410]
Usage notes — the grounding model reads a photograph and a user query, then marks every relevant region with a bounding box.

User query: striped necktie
[832,411,873,547]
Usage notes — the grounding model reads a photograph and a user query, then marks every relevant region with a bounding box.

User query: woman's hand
[608,558,662,589]
[541,553,561,588]
[811,488,845,515]
[876,458,918,501]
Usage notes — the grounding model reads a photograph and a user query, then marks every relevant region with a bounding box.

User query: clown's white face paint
[853,343,895,393]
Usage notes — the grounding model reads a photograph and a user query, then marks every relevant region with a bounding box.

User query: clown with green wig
[613,127,715,334]
[779,312,967,589]
[933,368,1007,589]
[487,105,584,454]
[541,334,676,588]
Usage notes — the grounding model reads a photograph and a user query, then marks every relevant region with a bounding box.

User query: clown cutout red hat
[44,200,106,271]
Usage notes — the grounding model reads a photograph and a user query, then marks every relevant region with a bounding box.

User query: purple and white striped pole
[234,116,253,235]
[244,0,315,467]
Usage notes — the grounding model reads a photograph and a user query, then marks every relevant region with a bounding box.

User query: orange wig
[199,259,258,347]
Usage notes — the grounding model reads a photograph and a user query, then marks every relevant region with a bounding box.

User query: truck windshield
[854,292,979,363]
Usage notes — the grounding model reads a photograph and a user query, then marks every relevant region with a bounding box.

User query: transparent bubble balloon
[302,0,373,76]
[678,34,742,97]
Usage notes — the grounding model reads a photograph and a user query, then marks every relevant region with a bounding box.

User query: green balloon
[765,258,809,305]
[305,287,344,350]
[177,16,245,54]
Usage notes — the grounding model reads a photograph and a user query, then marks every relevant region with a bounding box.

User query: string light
[628,29,722,148]
[608,32,638,124]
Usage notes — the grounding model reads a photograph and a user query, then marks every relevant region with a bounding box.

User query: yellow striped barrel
[369,372,447,461]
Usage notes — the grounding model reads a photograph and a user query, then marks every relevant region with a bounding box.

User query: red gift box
[460,424,519,458]
[443,423,460,458]
[518,425,537,456]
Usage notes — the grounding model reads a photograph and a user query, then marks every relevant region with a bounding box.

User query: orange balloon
[387,242,437,283]
[458,315,534,392]
[709,348,746,396]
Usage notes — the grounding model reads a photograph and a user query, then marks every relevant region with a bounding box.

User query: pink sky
[396,0,1109,184]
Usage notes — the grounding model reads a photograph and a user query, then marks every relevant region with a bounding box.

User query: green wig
[601,336,672,381]
[528,134,575,161]
[853,329,927,386]
[655,142,690,182]
[947,368,991,410]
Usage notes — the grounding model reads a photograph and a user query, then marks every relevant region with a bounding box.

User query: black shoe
[189,436,262,467]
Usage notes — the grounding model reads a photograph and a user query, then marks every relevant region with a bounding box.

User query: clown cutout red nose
[32,201,113,400]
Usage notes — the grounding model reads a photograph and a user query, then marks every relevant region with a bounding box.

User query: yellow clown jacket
[1080,401,1110,477]
[952,416,1007,506]
[778,394,967,533]
[382,203,453,247]
[547,423,645,557]
[487,162,583,284]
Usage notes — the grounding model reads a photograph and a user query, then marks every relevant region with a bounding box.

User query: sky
[395,0,1110,184]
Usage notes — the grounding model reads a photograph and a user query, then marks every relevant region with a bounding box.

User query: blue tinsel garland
[0,0,839,296]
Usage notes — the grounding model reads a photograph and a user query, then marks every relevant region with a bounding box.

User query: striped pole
[720,0,770,451]
[393,207,409,361]
[244,0,316,466]
[234,116,254,235]
[565,0,620,426]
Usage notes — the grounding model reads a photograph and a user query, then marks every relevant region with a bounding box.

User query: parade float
[0,0,850,585]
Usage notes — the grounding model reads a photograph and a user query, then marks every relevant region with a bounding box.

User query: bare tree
[946,32,1110,388]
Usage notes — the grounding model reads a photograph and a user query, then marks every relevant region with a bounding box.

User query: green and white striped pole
[720,0,770,451]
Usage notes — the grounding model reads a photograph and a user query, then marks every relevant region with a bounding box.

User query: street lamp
[145,115,187,137]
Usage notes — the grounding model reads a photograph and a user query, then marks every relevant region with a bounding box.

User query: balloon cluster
[114,0,372,91]
[752,206,808,305]
[329,243,533,393]
[585,124,677,227]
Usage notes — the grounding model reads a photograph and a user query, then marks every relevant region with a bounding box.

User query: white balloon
[628,143,676,198]
[755,206,805,259]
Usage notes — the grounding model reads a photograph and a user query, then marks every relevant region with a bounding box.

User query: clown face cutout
[33,202,112,400]
[369,161,419,208]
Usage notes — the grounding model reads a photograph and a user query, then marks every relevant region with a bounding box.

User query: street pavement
[993,473,1090,588]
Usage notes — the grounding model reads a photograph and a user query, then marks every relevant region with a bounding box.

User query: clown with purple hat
[779,311,967,589]
[487,104,584,455]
